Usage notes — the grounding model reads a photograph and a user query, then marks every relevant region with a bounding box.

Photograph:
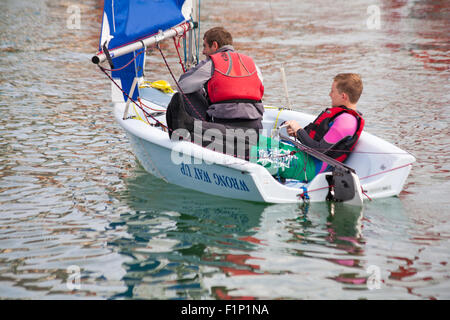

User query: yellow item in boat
[146,80,174,94]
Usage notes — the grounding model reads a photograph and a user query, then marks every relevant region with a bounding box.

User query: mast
[186,0,199,68]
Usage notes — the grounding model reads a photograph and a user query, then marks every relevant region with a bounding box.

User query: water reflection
[111,165,444,299]
[0,0,448,300]
[110,164,267,299]
[113,165,373,300]
[293,202,365,267]
[199,201,369,299]
[363,198,449,300]
[381,0,450,72]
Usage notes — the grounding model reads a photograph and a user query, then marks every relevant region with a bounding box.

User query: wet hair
[203,27,233,48]
[334,73,363,104]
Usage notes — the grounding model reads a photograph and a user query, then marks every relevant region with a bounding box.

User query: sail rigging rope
[98,65,168,129]
[359,162,414,180]
[173,37,186,73]
[156,43,207,122]
[137,97,166,113]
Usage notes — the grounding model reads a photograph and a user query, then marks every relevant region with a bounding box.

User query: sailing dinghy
[91,0,415,206]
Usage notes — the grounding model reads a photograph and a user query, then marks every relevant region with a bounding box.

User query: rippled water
[1,0,449,299]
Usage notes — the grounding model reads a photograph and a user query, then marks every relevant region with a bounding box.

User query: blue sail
[111,50,145,102]
[99,0,190,102]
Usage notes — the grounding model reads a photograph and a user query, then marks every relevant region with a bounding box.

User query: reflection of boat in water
[112,166,414,299]
[109,165,267,299]
[117,164,266,228]
[202,202,367,299]
[201,198,415,299]
[92,0,415,206]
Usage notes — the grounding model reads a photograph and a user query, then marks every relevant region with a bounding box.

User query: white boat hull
[113,88,415,205]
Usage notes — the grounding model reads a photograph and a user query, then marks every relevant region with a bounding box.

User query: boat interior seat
[139,86,173,107]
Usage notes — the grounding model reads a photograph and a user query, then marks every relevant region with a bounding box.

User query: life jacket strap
[212,99,262,105]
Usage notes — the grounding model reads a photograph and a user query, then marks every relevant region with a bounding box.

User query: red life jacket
[304,106,365,162]
[207,51,264,104]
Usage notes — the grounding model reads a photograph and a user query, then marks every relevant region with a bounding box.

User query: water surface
[0,0,449,299]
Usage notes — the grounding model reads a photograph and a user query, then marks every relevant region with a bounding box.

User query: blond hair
[334,73,363,104]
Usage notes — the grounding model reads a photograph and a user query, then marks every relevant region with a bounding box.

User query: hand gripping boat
[91,0,415,206]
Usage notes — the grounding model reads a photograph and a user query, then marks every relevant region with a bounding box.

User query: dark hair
[334,73,363,104]
[203,27,233,48]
